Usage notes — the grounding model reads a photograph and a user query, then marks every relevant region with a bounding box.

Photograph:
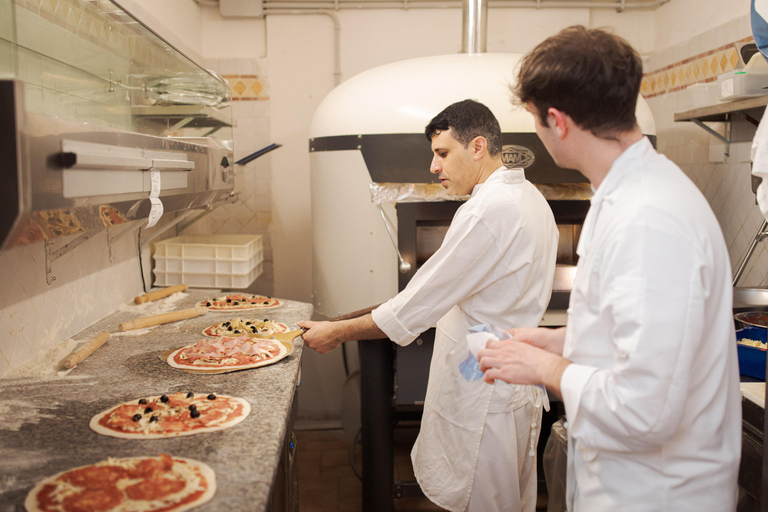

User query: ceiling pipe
[263,0,670,10]
[264,10,342,85]
[462,0,488,53]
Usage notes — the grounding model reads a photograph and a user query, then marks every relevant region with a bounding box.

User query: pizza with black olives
[90,392,250,439]
[24,454,215,512]
[202,318,289,337]
[198,294,281,311]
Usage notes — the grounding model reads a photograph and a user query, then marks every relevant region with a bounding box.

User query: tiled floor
[295,425,548,512]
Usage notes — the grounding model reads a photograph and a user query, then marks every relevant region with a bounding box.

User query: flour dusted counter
[0,290,310,512]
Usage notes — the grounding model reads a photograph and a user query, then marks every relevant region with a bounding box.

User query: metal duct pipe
[462,0,488,53]
[263,0,671,10]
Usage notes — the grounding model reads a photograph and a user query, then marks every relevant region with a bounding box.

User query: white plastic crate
[152,235,263,289]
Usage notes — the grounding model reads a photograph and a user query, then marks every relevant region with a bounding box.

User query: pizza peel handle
[134,284,189,305]
[63,331,110,369]
[119,307,208,332]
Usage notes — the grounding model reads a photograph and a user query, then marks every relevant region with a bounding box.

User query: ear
[471,136,488,161]
[547,108,569,140]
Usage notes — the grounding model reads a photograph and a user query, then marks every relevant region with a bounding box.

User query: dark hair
[425,99,503,156]
[512,26,642,139]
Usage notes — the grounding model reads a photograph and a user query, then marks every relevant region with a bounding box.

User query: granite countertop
[0,290,311,512]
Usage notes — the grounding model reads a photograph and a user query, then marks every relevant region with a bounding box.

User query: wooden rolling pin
[63,331,110,369]
[119,307,208,332]
[134,284,189,305]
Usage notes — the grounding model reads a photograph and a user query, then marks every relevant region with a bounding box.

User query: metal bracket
[691,118,732,157]
[393,481,423,499]
[165,116,194,136]
[141,209,204,246]
[45,230,98,285]
[106,227,114,262]
[733,218,768,286]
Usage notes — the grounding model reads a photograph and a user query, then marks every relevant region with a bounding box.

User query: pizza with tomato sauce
[89,392,250,439]
[24,454,215,512]
[168,335,288,371]
[197,294,281,311]
[202,318,289,337]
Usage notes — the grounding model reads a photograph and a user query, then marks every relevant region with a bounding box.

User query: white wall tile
[0,227,145,377]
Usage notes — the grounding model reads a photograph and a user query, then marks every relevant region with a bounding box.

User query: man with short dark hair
[478,26,741,511]
[299,99,558,511]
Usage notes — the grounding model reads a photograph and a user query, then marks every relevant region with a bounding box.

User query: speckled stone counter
[0,290,311,512]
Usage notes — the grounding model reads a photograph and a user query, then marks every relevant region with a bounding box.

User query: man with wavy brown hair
[479,26,741,512]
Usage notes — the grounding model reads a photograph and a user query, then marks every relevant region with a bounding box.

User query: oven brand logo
[501,145,535,169]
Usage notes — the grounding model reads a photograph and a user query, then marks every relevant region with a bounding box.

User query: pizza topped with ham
[167,335,289,371]
[198,294,281,311]
[90,392,251,439]
[24,454,216,512]
[202,318,289,337]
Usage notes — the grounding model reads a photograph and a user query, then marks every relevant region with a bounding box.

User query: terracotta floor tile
[338,495,363,512]
[321,449,350,468]
[299,488,340,512]
[338,476,362,497]
[296,428,548,511]
[298,458,321,480]
[300,476,339,492]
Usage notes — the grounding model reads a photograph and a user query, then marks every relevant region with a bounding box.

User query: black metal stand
[359,339,395,512]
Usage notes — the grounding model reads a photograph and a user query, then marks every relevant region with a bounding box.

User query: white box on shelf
[153,235,263,289]
[719,70,768,101]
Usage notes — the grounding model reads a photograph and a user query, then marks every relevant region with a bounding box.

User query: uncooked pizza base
[24,455,216,512]
[202,319,289,337]
[89,393,251,439]
[167,339,289,371]
[198,294,281,312]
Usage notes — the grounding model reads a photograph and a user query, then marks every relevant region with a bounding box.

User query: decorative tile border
[642,36,754,98]
[222,75,268,101]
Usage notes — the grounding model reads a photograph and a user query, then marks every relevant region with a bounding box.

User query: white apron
[412,306,542,512]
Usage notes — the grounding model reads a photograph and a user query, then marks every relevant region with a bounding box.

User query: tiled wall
[642,37,753,98]
[180,58,274,296]
[0,229,144,376]
[644,14,768,287]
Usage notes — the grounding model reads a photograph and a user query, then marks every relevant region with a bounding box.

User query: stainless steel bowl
[734,288,768,309]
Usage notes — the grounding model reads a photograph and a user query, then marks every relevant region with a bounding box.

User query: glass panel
[1,0,232,145]
[0,0,16,77]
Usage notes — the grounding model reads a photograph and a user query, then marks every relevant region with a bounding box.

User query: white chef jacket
[751,106,768,219]
[561,137,741,512]
[372,166,558,511]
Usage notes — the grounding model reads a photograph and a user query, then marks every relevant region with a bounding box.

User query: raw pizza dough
[197,294,281,311]
[202,319,289,337]
[168,335,289,371]
[25,454,216,512]
[90,392,251,439]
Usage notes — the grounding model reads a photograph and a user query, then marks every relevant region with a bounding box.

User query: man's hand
[478,337,571,397]
[296,320,346,354]
[506,326,566,355]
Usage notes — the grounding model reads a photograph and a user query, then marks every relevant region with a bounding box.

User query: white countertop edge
[741,382,766,408]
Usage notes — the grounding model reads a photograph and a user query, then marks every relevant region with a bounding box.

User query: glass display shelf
[0,0,232,146]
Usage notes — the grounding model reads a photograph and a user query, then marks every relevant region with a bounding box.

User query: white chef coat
[561,137,741,512]
[751,106,768,219]
[372,166,558,512]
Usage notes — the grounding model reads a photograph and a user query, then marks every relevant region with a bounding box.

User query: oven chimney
[462,0,488,54]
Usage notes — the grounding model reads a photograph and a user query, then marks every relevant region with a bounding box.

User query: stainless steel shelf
[132,105,233,128]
